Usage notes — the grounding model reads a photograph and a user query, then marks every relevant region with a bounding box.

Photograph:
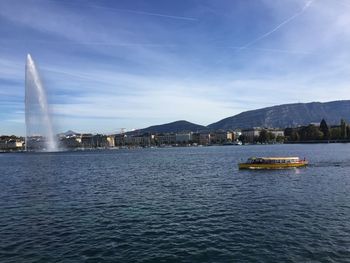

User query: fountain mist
[25,54,58,151]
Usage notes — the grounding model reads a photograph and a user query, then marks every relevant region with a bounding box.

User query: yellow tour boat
[238,157,308,170]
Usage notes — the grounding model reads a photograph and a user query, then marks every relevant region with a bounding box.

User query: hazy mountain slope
[137,120,207,134]
[207,100,350,130]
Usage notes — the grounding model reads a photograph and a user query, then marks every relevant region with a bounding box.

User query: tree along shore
[284,119,350,143]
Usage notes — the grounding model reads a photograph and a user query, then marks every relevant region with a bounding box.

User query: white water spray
[25,54,58,151]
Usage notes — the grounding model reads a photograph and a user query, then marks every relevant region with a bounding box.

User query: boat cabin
[247,157,301,164]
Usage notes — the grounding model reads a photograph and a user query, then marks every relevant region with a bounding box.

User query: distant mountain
[207,100,350,130]
[61,130,78,136]
[134,120,207,134]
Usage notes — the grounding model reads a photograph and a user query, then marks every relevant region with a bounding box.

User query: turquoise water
[0,144,350,262]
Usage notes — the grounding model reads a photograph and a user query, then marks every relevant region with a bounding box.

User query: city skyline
[1,0,350,135]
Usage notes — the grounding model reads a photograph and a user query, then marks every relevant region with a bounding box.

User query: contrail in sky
[45,0,198,21]
[229,46,311,55]
[240,0,315,49]
[103,7,198,21]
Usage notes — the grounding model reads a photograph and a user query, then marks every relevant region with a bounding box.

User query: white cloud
[1,0,350,134]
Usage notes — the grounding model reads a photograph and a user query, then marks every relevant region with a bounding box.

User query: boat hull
[238,161,308,170]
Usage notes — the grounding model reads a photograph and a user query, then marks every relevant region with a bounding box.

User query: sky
[1,0,350,135]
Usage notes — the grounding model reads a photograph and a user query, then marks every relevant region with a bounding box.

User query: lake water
[0,144,350,262]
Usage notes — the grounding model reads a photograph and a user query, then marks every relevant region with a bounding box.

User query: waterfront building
[241,128,262,143]
[191,133,200,144]
[269,129,284,138]
[310,122,321,127]
[7,139,24,149]
[61,136,81,148]
[210,131,233,144]
[91,134,108,148]
[233,130,242,139]
[80,134,93,148]
[0,138,7,150]
[106,135,115,147]
[0,137,24,150]
[124,135,142,146]
[199,133,211,145]
[115,134,126,147]
[242,128,284,143]
[242,127,284,143]
[26,136,46,150]
[175,133,193,144]
[156,134,176,145]
[114,134,152,147]
[140,135,153,147]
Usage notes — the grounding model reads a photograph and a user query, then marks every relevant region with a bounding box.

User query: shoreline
[1,141,349,153]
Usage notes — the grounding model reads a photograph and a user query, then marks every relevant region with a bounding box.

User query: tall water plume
[25,54,58,151]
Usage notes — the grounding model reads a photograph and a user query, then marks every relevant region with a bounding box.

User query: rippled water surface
[1,144,350,262]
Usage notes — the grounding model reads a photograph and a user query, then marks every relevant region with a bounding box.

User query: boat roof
[249,157,300,160]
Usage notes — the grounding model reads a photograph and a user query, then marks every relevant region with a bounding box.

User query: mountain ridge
[133,100,350,133]
[207,100,350,130]
[132,120,207,134]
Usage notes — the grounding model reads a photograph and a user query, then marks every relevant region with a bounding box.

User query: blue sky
[1,0,350,135]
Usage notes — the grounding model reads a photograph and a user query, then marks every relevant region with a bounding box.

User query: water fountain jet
[25,54,58,152]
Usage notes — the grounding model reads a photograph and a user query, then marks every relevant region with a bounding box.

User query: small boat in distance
[238,157,308,170]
